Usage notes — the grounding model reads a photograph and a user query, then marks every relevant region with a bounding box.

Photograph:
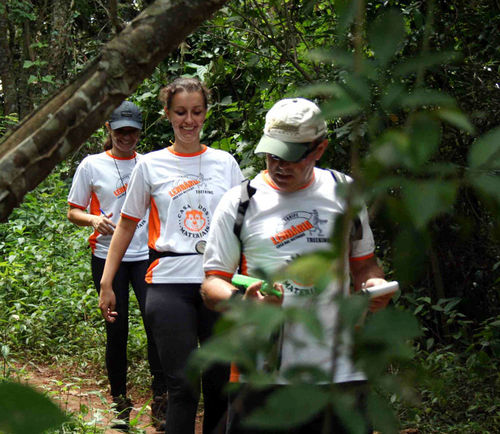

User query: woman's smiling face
[165,90,207,150]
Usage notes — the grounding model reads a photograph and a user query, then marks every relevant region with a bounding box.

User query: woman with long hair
[99,78,244,433]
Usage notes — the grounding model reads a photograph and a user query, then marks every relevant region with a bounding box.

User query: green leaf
[467,126,500,169]
[1,345,9,357]
[367,391,399,434]
[391,227,429,282]
[407,113,441,167]
[41,75,55,84]
[403,180,457,229]
[469,173,500,203]
[435,108,475,134]
[344,75,371,106]
[368,9,406,66]
[243,385,329,429]
[300,83,345,99]
[321,93,362,119]
[401,89,456,109]
[381,83,406,111]
[338,295,370,331]
[0,381,67,433]
[331,390,369,434]
[334,0,360,41]
[285,253,333,291]
[361,308,421,344]
[220,96,232,106]
[356,308,421,376]
[136,91,155,101]
[394,51,461,76]
[306,48,354,69]
[370,130,410,168]
[286,306,325,341]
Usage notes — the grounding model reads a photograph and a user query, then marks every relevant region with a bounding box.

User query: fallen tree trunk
[0,0,228,222]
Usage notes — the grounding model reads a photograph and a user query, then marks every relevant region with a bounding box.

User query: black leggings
[91,255,165,397]
[145,283,229,434]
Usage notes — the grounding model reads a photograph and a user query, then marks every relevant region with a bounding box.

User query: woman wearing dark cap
[67,100,167,431]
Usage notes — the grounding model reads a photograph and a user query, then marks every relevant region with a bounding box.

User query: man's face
[265,140,328,192]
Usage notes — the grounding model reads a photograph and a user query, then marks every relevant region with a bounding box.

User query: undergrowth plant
[0,163,153,432]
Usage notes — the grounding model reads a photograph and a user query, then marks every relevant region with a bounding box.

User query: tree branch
[0,0,229,222]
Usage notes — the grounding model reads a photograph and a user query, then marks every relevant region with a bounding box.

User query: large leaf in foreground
[0,381,67,433]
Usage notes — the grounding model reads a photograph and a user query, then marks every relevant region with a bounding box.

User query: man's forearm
[350,255,385,292]
[201,275,235,311]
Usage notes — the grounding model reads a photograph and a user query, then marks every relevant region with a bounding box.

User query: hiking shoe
[111,395,132,432]
[151,392,168,432]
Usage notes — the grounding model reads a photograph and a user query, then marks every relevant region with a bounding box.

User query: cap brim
[109,120,142,130]
[254,136,310,162]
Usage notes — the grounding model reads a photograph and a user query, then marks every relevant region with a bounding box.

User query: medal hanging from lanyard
[175,149,207,254]
[112,151,136,196]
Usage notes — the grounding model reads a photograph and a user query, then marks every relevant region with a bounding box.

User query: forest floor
[12,362,203,433]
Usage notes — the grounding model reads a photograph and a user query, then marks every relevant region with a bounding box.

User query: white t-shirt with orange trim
[203,168,376,384]
[121,145,244,284]
[67,151,148,261]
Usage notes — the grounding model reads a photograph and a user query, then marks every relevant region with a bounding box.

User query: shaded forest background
[1,0,499,432]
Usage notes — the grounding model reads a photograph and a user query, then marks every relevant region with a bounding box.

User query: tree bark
[0,4,18,116]
[0,0,228,222]
[48,0,72,82]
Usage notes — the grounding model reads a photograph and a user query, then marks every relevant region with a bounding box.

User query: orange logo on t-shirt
[270,220,314,245]
[184,209,206,232]
[169,179,200,198]
[114,184,128,197]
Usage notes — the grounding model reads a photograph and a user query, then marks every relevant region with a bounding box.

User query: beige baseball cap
[255,98,327,161]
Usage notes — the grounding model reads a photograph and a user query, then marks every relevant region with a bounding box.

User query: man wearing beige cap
[201,98,393,433]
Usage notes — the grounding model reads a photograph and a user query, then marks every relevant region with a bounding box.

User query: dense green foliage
[0,167,153,432]
[1,0,500,432]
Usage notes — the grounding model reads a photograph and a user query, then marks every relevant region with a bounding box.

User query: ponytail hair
[103,134,112,151]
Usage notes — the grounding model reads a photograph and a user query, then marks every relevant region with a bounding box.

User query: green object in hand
[231,274,282,297]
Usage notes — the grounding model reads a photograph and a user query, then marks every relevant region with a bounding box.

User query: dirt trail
[12,363,419,434]
[12,363,202,433]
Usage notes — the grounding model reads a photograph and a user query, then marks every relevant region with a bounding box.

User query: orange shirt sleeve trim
[349,253,375,262]
[229,363,240,383]
[121,212,141,223]
[68,202,86,210]
[205,270,234,279]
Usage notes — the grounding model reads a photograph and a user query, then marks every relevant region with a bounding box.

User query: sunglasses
[268,143,318,163]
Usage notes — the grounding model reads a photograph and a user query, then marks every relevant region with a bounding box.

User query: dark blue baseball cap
[109,101,142,130]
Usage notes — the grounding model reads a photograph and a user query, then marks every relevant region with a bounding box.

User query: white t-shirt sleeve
[121,160,150,221]
[350,204,375,258]
[229,155,245,187]
[67,157,92,209]
[331,170,375,259]
[203,187,242,277]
